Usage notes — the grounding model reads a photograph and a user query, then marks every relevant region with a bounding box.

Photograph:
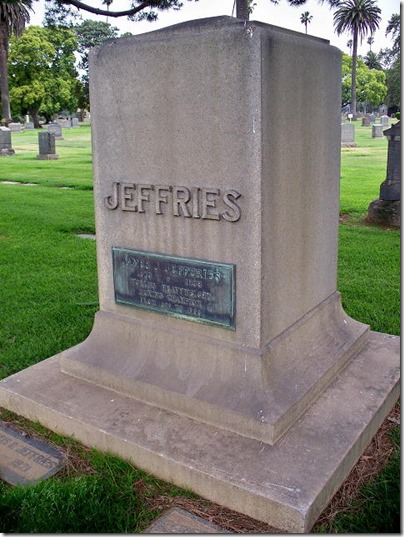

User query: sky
[29,0,400,56]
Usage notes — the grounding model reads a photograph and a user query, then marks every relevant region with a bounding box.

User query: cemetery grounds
[0,124,400,533]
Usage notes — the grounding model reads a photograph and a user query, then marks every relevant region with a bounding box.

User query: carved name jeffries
[104,182,242,222]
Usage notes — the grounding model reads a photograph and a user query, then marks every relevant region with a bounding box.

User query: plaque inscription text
[112,249,235,329]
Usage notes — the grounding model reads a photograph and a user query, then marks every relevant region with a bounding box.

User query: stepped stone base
[367,199,400,227]
[0,331,399,533]
[36,154,59,160]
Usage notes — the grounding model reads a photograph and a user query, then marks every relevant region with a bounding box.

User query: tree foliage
[381,13,400,110]
[8,25,80,125]
[341,53,386,110]
[363,50,382,70]
[42,0,186,22]
[74,19,119,108]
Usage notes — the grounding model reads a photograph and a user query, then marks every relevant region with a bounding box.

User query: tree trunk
[0,22,11,121]
[30,108,41,129]
[351,28,358,120]
[236,0,249,20]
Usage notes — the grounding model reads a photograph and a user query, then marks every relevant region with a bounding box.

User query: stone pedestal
[367,121,401,227]
[0,17,399,532]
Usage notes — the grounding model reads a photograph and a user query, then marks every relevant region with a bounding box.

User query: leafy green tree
[341,53,386,112]
[333,0,381,119]
[0,0,32,120]
[8,25,80,126]
[74,19,119,108]
[382,13,400,111]
[300,11,312,34]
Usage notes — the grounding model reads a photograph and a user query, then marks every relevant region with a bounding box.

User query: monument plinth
[367,121,401,227]
[0,18,399,532]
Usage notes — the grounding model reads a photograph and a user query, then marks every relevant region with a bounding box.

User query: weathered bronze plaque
[0,421,64,486]
[112,248,235,329]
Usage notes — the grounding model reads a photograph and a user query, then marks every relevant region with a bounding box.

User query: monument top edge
[94,15,330,48]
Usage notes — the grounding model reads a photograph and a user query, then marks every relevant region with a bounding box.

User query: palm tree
[300,11,313,34]
[364,50,382,70]
[236,0,338,20]
[0,0,32,121]
[367,35,374,50]
[385,13,400,54]
[0,0,32,120]
[102,0,113,23]
[333,0,381,119]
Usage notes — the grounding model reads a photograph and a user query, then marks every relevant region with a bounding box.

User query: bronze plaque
[0,421,64,486]
[112,248,235,329]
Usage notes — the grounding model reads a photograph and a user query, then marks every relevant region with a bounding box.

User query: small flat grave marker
[0,420,64,485]
[143,507,229,534]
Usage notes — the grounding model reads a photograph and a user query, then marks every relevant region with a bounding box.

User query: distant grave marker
[37,131,59,160]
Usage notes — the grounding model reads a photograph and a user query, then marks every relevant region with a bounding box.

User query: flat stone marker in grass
[0,420,64,486]
[0,16,399,533]
[143,507,229,534]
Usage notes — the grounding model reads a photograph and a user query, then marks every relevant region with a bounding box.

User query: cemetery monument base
[0,18,399,533]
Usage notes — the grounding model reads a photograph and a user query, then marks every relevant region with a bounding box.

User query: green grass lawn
[0,121,400,533]
[0,125,93,188]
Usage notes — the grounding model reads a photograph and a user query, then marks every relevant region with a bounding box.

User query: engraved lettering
[222,190,242,222]
[121,183,137,211]
[201,188,220,220]
[191,187,200,219]
[11,459,32,472]
[137,184,153,213]
[155,185,171,214]
[104,181,120,209]
[104,182,242,222]
[172,186,192,217]
[113,249,235,329]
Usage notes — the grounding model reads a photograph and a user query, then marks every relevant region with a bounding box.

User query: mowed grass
[0,125,93,188]
[340,123,391,215]
[0,121,400,533]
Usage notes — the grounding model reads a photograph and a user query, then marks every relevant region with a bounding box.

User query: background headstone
[369,113,376,124]
[372,124,383,138]
[47,122,63,139]
[379,104,388,116]
[8,123,22,133]
[362,116,370,126]
[37,131,59,160]
[0,127,15,155]
[380,115,389,127]
[71,117,79,128]
[24,122,34,130]
[341,122,356,146]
